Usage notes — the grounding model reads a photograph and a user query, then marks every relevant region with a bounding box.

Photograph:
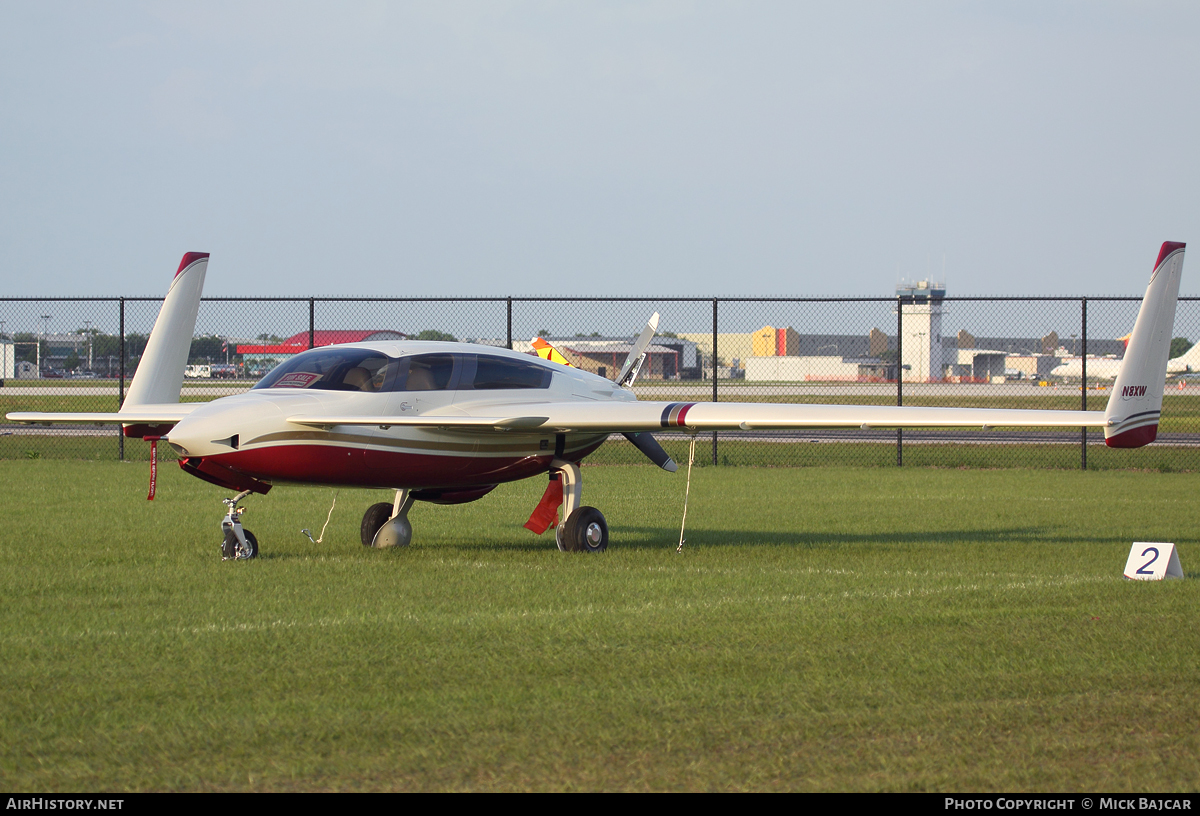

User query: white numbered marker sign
[1123,542,1184,581]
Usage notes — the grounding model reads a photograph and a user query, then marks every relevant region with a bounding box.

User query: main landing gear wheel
[222,529,258,560]
[362,490,415,548]
[361,502,393,547]
[557,506,608,553]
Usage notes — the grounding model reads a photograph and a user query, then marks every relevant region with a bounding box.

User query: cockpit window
[469,355,553,389]
[398,354,456,391]
[253,348,399,392]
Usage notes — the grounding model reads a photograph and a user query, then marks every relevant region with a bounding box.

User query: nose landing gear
[220,489,258,561]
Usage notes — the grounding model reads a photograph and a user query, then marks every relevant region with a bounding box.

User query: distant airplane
[6,242,1186,559]
[1048,354,1124,380]
[1050,331,1200,380]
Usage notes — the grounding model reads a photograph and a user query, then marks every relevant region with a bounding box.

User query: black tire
[361,502,393,547]
[240,530,259,559]
[560,506,608,553]
[222,528,258,560]
[221,527,237,560]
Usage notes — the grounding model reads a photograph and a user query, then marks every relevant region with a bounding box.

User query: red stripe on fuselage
[198,439,607,491]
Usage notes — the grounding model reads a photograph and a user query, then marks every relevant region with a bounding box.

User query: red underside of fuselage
[187,440,606,492]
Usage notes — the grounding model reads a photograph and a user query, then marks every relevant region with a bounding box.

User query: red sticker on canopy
[275,372,320,388]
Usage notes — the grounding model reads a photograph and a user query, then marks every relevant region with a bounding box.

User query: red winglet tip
[175,252,211,278]
[1154,242,1186,270]
[1105,425,1158,448]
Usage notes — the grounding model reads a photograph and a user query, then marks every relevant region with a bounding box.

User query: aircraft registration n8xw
[7,243,1186,559]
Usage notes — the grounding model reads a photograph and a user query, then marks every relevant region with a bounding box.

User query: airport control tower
[896,280,945,382]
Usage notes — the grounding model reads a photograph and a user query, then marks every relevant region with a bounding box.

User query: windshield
[253,348,399,392]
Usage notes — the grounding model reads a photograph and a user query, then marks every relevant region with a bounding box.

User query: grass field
[1,460,1198,791]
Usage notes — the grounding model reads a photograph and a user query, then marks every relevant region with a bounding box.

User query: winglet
[176,252,210,278]
[1104,242,1185,447]
[123,252,209,408]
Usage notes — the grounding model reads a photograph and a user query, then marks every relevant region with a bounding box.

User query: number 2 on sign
[1124,541,1182,581]
[1136,547,1160,575]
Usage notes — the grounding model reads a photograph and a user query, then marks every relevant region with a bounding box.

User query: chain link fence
[3,294,1199,471]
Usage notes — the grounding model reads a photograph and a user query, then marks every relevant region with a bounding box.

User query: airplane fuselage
[165,341,625,496]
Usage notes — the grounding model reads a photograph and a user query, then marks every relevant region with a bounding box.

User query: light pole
[83,320,93,370]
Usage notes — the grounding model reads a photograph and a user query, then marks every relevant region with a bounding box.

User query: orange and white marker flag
[531,337,574,367]
[524,476,563,534]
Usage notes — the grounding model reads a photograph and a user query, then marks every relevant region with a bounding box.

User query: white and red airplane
[7,243,1187,559]
[1049,333,1200,380]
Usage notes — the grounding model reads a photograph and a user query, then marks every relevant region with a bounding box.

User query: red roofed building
[236,330,407,356]
[237,330,408,376]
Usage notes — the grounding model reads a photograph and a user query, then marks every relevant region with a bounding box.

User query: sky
[2,1,1200,299]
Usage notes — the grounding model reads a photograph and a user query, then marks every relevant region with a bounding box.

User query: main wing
[286,401,1107,433]
[7,405,200,425]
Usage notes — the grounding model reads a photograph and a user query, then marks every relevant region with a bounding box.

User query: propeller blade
[622,431,678,472]
[617,312,660,386]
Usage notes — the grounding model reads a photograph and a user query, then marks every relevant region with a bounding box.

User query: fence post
[506,297,513,350]
[712,298,718,466]
[309,298,315,351]
[896,294,903,466]
[118,297,125,461]
[1081,297,1088,470]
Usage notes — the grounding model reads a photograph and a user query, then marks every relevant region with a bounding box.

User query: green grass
[1,460,1198,791]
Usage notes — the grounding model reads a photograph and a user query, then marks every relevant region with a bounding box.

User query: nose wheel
[220,490,258,561]
[222,528,258,560]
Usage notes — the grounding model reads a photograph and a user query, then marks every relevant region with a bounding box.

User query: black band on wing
[660,403,696,428]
